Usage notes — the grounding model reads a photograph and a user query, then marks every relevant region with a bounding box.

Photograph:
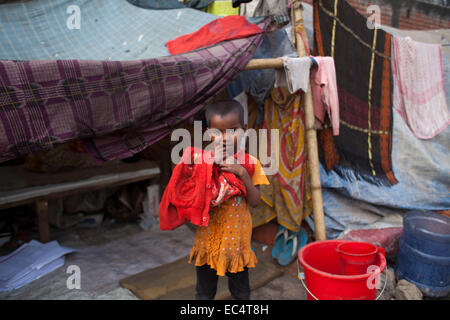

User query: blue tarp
[307,109,450,239]
[0,0,218,60]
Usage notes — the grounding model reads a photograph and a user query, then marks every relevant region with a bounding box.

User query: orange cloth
[166,16,263,55]
[189,156,269,276]
[159,147,214,230]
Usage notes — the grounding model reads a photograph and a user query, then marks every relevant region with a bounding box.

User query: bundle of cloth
[159,147,255,230]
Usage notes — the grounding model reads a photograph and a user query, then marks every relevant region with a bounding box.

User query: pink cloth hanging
[392,36,449,139]
[310,56,340,136]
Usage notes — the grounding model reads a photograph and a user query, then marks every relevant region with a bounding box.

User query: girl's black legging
[195,264,250,300]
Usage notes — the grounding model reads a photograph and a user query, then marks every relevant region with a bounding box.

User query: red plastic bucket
[298,240,386,300]
[336,242,386,275]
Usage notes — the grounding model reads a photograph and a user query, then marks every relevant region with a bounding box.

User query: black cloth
[314,0,397,186]
[232,0,253,8]
[126,0,215,10]
[195,264,250,300]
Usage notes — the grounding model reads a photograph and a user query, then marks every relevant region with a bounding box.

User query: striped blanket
[313,0,397,186]
[0,23,267,164]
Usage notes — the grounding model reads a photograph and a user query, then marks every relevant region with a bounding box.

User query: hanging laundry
[392,36,449,140]
[166,15,263,55]
[232,0,252,8]
[250,88,312,232]
[313,0,397,186]
[203,0,240,16]
[227,26,297,125]
[240,0,288,17]
[274,56,311,94]
[159,147,255,230]
[310,56,340,136]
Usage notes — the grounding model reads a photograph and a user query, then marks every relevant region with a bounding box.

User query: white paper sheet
[0,240,77,291]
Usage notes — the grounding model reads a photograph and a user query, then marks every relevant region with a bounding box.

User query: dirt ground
[5,218,443,301]
[0,219,308,300]
[251,241,307,300]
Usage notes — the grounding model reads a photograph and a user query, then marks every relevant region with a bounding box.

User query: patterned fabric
[0,23,268,164]
[189,157,269,276]
[250,88,312,232]
[210,153,256,207]
[313,0,397,185]
[392,36,449,140]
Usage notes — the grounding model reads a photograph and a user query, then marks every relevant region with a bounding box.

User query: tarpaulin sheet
[0,0,268,163]
[0,0,218,60]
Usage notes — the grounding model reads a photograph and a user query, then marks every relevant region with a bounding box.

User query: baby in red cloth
[160,100,269,300]
[190,100,269,300]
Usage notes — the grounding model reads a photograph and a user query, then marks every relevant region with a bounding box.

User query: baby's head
[205,100,247,154]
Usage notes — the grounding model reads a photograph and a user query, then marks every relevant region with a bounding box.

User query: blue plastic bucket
[395,211,450,298]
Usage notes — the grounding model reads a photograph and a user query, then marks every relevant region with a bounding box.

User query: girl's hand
[211,134,237,164]
[219,162,247,178]
[220,158,261,208]
[221,161,260,208]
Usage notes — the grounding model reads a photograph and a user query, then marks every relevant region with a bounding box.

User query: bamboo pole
[244,58,283,70]
[292,1,327,241]
[241,2,327,240]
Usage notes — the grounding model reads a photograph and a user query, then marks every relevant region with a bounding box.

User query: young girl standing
[189,100,269,300]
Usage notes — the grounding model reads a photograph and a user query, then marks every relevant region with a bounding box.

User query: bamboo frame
[242,1,327,241]
[244,58,283,70]
[293,1,326,241]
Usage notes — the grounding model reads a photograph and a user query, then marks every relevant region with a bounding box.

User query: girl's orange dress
[189,157,269,276]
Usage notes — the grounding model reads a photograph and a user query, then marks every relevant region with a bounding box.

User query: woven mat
[119,254,283,300]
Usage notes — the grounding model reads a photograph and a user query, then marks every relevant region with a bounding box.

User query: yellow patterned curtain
[249,87,312,232]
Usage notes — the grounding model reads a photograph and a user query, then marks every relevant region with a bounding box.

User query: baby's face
[208,112,245,155]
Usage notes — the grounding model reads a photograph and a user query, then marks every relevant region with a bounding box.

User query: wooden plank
[119,255,284,300]
[0,167,160,210]
[34,199,50,243]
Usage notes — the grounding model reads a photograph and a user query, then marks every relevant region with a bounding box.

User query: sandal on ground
[271,226,288,260]
[277,227,308,266]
